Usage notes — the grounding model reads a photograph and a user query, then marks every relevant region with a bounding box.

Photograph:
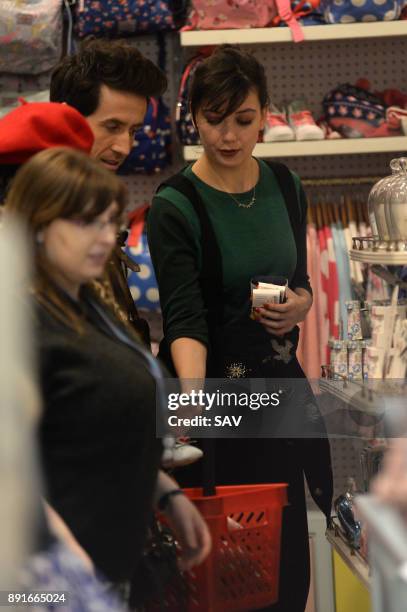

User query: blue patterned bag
[320,0,404,23]
[126,230,161,313]
[118,97,172,175]
[74,0,184,38]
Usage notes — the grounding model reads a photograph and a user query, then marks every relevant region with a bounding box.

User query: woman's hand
[254,288,312,337]
[164,494,212,571]
[155,471,211,570]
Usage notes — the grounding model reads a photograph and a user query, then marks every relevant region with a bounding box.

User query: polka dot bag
[320,0,405,23]
[126,210,161,313]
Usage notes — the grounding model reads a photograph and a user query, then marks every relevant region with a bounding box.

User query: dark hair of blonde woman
[5,147,128,330]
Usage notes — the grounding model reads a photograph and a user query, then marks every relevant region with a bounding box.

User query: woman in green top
[148,46,332,612]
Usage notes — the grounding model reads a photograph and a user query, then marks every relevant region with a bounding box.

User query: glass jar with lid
[385,158,407,240]
[368,157,407,241]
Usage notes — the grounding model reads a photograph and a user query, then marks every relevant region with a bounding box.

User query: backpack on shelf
[175,54,205,146]
[0,0,63,75]
[323,83,386,138]
[320,0,404,23]
[183,0,311,42]
[118,97,172,175]
[73,0,187,38]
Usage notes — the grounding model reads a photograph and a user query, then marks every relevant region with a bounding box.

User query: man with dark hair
[51,40,203,466]
[50,38,167,172]
[50,39,168,343]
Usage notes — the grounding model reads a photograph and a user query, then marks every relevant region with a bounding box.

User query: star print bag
[323,82,386,137]
[73,0,187,38]
[118,96,172,175]
[320,0,405,23]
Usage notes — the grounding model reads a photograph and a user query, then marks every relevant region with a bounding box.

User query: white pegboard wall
[305,437,366,513]
[272,152,404,179]
[120,157,184,210]
[252,37,407,116]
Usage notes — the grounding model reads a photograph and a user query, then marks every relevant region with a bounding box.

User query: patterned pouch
[0,0,63,75]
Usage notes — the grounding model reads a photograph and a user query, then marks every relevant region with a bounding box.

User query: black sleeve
[147,196,209,347]
[290,182,312,296]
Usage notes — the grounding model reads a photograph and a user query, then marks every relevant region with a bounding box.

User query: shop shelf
[326,520,370,590]
[180,21,407,47]
[349,249,407,265]
[319,379,383,416]
[320,377,406,415]
[183,137,407,161]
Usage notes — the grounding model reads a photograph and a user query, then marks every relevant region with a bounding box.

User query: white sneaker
[263,105,295,142]
[288,101,324,141]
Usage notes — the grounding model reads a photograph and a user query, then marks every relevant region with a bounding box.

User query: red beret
[0,102,94,164]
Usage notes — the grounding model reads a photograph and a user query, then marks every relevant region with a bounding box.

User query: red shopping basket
[161,483,288,612]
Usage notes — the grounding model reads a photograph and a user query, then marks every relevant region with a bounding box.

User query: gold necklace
[197,158,258,208]
[227,184,256,209]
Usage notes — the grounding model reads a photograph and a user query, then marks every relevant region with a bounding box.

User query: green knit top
[148,159,310,348]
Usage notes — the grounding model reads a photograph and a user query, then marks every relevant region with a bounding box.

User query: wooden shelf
[183,137,407,160]
[180,21,407,46]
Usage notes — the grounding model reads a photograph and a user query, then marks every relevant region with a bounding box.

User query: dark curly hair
[189,45,269,124]
[50,38,167,116]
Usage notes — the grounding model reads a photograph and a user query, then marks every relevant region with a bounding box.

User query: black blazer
[35,292,162,582]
